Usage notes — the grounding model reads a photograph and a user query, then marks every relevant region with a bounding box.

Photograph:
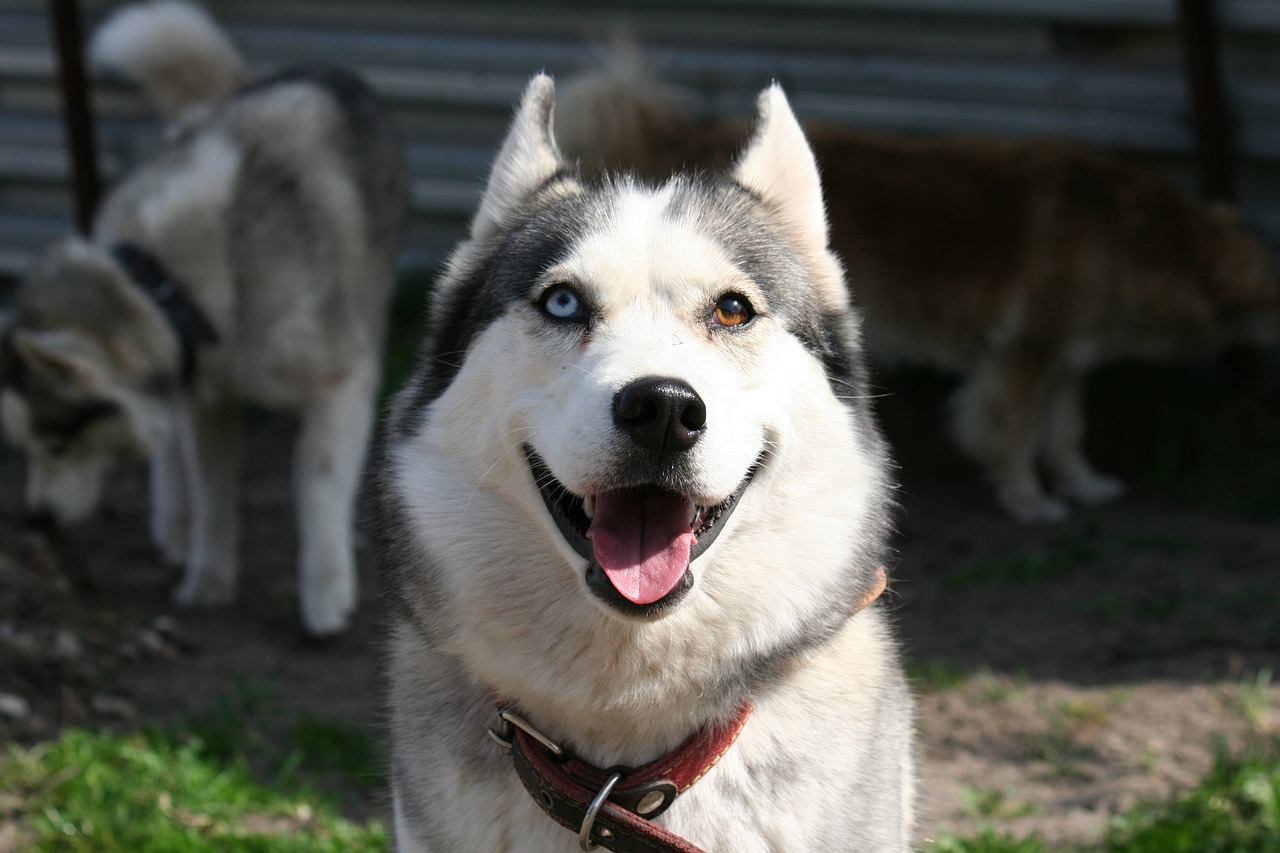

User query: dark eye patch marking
[402,177,615,416]
[32,398,122,448]
[664,177,868,400]
[1,330,122,451]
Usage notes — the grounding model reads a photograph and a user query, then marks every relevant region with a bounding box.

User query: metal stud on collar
[579,771,623,850]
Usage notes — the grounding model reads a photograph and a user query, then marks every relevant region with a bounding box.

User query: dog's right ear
[471,74,564,241]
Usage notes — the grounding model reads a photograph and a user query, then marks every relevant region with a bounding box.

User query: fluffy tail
[90,1,249,120]
[555,46,747,180]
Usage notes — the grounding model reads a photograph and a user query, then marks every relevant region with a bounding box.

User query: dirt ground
[1,355,1278,847]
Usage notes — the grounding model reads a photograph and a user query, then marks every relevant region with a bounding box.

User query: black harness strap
[109,242,219,381]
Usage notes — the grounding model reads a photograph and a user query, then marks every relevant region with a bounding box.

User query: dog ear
[10,328,102,391]
[472,74,564,241]
[735,85,852,310]
[734,85,829,254]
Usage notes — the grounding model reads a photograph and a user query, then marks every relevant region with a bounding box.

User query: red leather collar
[490,702,752,852]
[488,565,887,851]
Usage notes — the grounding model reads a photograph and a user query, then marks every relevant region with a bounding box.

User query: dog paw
[172,572,237,608]
[1061,472,1126,506]
[300,568,357,637]
[300,595,355,638]
[998,488,1070,524]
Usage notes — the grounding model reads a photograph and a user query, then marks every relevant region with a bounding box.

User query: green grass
[5,684,1278,852]
[931,830,1054,852]
[909,658,971,692]
[178,680,385,793]
[0,729,386,852]
[0,683,388,850]
[288,715,384,789]
[944,538,1097,590]
[1105,739,1280,852]
[929,737,1280,853]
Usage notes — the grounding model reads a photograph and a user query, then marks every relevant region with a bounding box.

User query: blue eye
[540,284,585,320]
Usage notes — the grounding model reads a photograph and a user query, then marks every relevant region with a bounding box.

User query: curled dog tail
[555,43,746,181]
[91,1,249,120]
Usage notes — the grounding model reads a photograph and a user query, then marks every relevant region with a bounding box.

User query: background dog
[555,62,1280,522]
[0,1,408,635]
[377,75,913,851]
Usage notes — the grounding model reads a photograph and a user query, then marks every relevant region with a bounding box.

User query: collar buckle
[488,707,564,757]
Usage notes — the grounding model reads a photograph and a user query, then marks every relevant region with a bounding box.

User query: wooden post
[1175,0,1237,202]
[48,0,102,235]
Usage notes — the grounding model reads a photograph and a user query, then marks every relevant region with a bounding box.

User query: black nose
[613,377,706,456]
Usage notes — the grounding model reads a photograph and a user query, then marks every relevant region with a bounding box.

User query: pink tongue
[587,489,696,605]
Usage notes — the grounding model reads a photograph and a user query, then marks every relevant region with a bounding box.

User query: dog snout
[613,376,706,456]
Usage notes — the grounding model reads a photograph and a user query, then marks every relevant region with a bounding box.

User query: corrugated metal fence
[2,0,1280,277]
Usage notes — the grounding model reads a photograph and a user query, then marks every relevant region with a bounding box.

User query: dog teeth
[583,494,595,519]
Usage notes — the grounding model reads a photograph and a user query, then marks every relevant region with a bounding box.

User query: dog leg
[293,361,377,636]
[172,397,242,607]
[149,430,190,565]
[1041,373,1125,505]
[951,347,1069,523]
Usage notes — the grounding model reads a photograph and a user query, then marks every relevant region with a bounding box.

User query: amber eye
[713,293,755,328]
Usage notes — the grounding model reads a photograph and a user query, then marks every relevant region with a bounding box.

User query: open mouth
[525,445,757,617]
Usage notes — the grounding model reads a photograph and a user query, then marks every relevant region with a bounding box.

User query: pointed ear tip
[760,82,788,105]
[752,83,797,127]
[525,73,556,101]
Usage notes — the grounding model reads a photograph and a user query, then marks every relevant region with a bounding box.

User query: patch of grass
[972,668,1026,704]
[944,539,1096,590]
[1105,738,1280,852]
[176,681,383,795]
[0,728,386,852]
[1073,592,1130,623]
[1054,697,1111,728]
[909,658,970,693]
[1026,730,1095,781]
[288,716,384,790]
[1221,668,1278,736]
[183,680,277,766]
[935,737,1280,853]
[929,829,1055,852]
[959,786,1036,820]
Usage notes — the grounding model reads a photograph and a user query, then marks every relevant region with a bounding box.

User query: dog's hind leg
[951,345,1069,523]
[173,397,242,607]
[293,359,377,636]
[149,430,191,565]
[1040,372,1125,505]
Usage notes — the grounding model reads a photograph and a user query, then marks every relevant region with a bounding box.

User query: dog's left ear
[734,85,829,253]
[734,86,849,308]
[472,74,565,241]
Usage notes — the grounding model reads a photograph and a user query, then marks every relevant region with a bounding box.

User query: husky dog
[555,64,1280,523]
[0,1,408,635]
[377,75,913,852]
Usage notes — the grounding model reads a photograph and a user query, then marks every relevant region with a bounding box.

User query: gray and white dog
[377,75,913,851]
[0,1,408,636]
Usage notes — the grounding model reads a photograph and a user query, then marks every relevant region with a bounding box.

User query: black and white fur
[0,2,408,635]
[377,75,913,851]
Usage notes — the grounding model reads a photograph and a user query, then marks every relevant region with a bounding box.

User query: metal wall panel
[2,0,1279,277]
